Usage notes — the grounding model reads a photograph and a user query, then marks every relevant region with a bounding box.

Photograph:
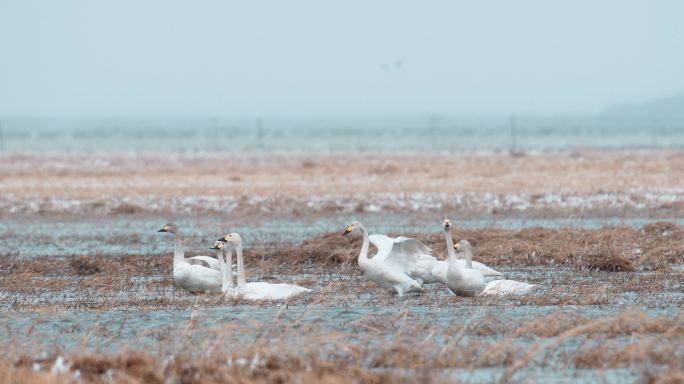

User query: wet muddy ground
[1,217,684,382]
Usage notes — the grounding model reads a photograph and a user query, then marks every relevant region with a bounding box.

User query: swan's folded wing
[187,264,222,287]
[472,260,504,277]
[241,282,311,301]
[188,255,219,270]
[481,280,536,296]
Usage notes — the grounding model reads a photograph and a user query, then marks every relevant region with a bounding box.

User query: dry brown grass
[573,338,682,369]
[3,151,684,198]
[1,223,684,311]
[1,308,682,383]
[257,222,684,271]
[3,151,684,218]
[645,369,684,384]
[514,310,684,338]
[7,352,417,384]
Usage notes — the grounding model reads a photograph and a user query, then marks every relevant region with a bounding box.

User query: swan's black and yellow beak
[216,238,228,243]
[453,243,461,251]
[210,245,220,250]
[158,227,168,233]
[443,219,451,230]
[343,225,353,236]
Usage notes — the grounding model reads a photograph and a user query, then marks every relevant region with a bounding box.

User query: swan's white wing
[412,258,447,284]
[382,237,431,272]
[367,235,430,294]
[368,234,395,260]
[175,263,222,292]
[188,256,238,273]
[471,260,504,278]
[187,255,219,270]
[481,280,537,296]
[240,282,311,301]
[394,237,433,256]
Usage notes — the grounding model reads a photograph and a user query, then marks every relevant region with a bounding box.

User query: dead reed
[1,223,684,311]
[1,308,682,383]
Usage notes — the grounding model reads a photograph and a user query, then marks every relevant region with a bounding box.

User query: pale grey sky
[0,0,682,117]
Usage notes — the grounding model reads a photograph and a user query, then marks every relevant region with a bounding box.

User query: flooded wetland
[1,151,683,383]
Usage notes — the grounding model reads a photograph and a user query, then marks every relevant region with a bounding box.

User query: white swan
[157,223,222,292]
[449,240,537,297]
[218,233,311,301]
[446,240,486,297]
[442,219,504,282]
[343,221,423,296]
[158,223,221,270]
[402,219,503,285]
[481,279,538,296]
[210,241,234,294]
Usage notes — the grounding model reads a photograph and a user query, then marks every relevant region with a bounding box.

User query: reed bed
[3,151,684,218]
[1,308,683,383]
[1,223,683,311]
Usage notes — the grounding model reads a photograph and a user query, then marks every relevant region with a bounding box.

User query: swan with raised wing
[157,223,222,292]
[449,240,537,297]
[217,233,311,301]
[343,221,424,296]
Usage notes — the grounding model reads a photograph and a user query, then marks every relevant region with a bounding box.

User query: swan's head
[343,221,363,236]
[210,240,226,250]
[442,219,452,230]
[158,223,178,234]
[454,239,472,252]
[218,232,242,245]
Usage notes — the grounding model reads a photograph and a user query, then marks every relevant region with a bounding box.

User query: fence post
[510,115,517,153]
[429,115,438,149]
[256,118,264,149]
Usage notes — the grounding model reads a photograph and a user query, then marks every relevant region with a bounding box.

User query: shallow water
[2,213,683,382]
[0,304,676,351]
[0,303,678,383]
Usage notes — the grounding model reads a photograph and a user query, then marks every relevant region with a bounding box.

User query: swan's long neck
[235,239,246,287]
[446,243,464,281]
[172,233,185,265]
[217,249,229,292]
[224,247,234,288]
[357,225,370,266]
[444,229,456,260]
[464,247,473,269]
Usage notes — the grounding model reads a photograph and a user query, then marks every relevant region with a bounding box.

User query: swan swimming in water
[448,240,537,297]
[157,223,222,292]
[217,233,311,301]
[343,221,424,296]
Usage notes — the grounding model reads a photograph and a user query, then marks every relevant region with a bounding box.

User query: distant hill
[601,92,684,120]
